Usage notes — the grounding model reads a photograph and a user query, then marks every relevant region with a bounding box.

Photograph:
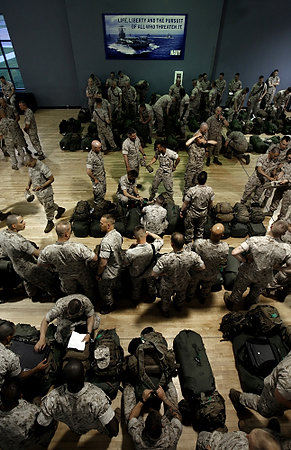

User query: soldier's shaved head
[24,154,36,166]
[1,378,21,409]
[56,220,71,238]
[91,140,101,151]
[200,122,208,131]
[134,225,146,241]
[63,359,85,390]
[211,223,225,236]
[171,232,184,250]
[0,320,15,342]
[247,428,281,450]
[6,215,20,229]
[271,220,288,238]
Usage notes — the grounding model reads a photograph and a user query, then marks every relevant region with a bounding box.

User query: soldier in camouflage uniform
[208,81,218,114]
[227,87,249,122]
[274,87,291,118]
[93,98,117,153]
[0,322,22,387]
[19,101,45,159]
[179,88,190,137]
[152,232,205,316]
[241,147,280,205]
[86,75,101,114]
[122,128,146,173]
[37,360,119,436]
[267,148,291,219]
[141,194,168,235]
[38,221,98,301]
[123,384,182,449]
[206,106,228,165]
[118,70,130,95]
[169,77,183,99]
[124,227,163,303]
[86,140,106,208]
[184,123,217,194]
[0,76,16,106]
[138,103,154,142]
[215,72,226,106]
[0,97,27,154]
[226,73,243,106]
[0,378,55,450]
[94,92,112,123]
[265,70,280,107]
[34,294,100,349]
[25,154,65,233]
[186,223,229,302]
[230,350,291,419]
[105,71,117,89]
[225,130,250,163]
[189,79,201,119]
[97,214,124,314]
[0,215,59,299]
[153,94,174,136]
[247,76,267,119]
[123,81,137,118]
[0,109,25,170]
[107,80,122,118]
[224,221,291,310]
[149,140,180,201]
[181,171,215,242]
[117,170,142,205]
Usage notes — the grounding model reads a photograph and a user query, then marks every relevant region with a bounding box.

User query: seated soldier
[36,359,119,438]
[123,384,182,449]
[34,294,100,350]
[141,194,168,235]
[0,320,48,387]
[224,130,250,164]
[0,378,56,450]
[116,170,143,206]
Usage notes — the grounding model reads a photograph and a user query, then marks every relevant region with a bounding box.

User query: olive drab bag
[233,202,250,224]
[126,330,178,399]
[91,329,124,379]
[246,305,283,336]
[173,330,226,431]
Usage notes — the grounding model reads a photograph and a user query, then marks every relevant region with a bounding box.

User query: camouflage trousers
[184,213,207,242]
[180,111,189,137]
[97,125,116,151]
[123,381,178,422]
[131,276,157,303]
[207,137,222,157]
[127,156,140,174]
[159,278,189,313]
[22,265,60,299]
[269,187,291,219]
[227,265,269,305]
[189,102,200,119]
[92,179,106,209]
[247,97,261,118]
[153,107,164,135]
[5,140,25,169]
[27,129,43,155]
[98,276,120,307]
[36,192,59,221]
[150,169,173,199]
[184,162,204,195]
[187,272,218,300]
[265,88,276,107]
[240,387,286,418]
[55,313,100,345]
[196,430,248,449]
[88,98,95,115]
[241,174,265,204]
[60,271,97,302]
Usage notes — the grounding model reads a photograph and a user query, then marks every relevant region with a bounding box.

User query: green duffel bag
[249,204,265,223]
[77,108,91,123]
[264,121,278,135]
[166,203,181,234]
[249,135,268,154]
[59,132,81,151]
[248,222,266,236]
[231,222,249,238]
[220,223,231,239]
[90,221,103,238]
[115,221,126,236]
[230,119,243,132]
[222,247,240,291]
[125,208,141,238]
[72,220,90,238]
[81,135,93,151]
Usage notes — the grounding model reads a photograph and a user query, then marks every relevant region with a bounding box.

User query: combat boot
[213,157,222,165]
[55,207,66,219]
[206,157,211,166]
[44,220,54,233]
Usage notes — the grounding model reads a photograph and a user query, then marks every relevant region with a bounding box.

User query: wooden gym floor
[0,109,290,449]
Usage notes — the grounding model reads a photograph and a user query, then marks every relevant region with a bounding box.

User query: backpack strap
[94,109,109,126]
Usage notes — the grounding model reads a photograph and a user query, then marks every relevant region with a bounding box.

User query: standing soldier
[169,77,183,99]
[153,94,174,136]
[92,98,118,153]
[86,140,106,209]
[86,76,100,115]
[107,80,122,119]
[0,75,16,106]
[122,128,146,174]
[19,101,45,159]
[274,87,291,119]
[208,81,218,114]
[265,69,280,107]
[38,221,98,301]
[0,96,27,154]
[123,81,137,118]
[206,106,228,166]
[138,103,154,144]
[118,70,131,95]
[105,71,117,89]
[186,223,229,303]
[24,154,65,233]
[247,75,267,119]
[97,214,124,314]
[181,171,215,242]
[0,110,25,170]
[152,232,205,317]
[94,92,112,123]
[141,194,168,235]
[215,72,226,106]
[266,149,291,220]
[148,140,180,201]
[224,220,291,311]
[0,214,59,300]
[227,87,249,122]
[200,73,211,92]
[135,80,149,104]
[179,88,190,138]
[184,123,217,195]
[226,73,243,106]
[241,147,280,205]
[189,79,201,119]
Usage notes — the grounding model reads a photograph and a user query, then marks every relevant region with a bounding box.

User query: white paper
[67,331,86,351]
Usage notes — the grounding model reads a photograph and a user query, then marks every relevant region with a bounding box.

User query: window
[0,14,24,89]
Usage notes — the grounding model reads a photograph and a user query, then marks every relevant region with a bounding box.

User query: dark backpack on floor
[166,203,181,234]
[248,222,266,236]
[231,222,249,238]
[233,202,250,224]
[59,119,68,135]
[0,259,21,289]
[71,201,91,222]
[125,208,141,238]
[221,223,231,239]
[78,108,91,123]
[72,221,90,238]
[173,330,226,432]
[90,221,103,238]
[60,132,81,151]
[249,204,265,223]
